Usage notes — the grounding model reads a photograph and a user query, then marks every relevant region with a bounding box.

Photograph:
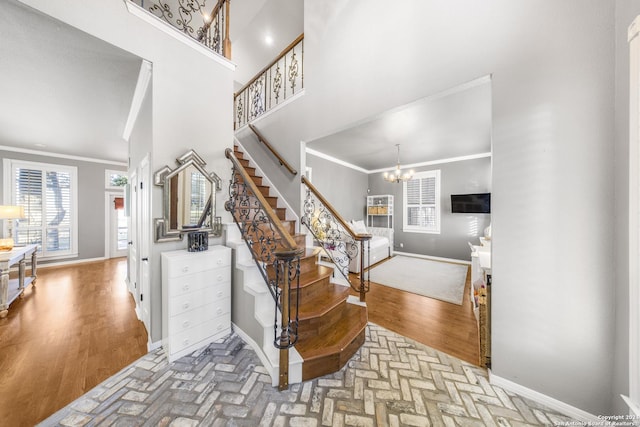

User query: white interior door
[109,194,128,258]
[128,171,139,307]
[139,155,151,333]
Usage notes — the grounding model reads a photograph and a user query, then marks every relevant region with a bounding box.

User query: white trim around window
[402,169,441,234]
[3,158,78,259]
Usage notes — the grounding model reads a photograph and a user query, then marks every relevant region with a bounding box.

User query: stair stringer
[226,226,303,387]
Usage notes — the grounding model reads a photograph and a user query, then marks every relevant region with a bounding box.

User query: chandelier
[383,144,414,183]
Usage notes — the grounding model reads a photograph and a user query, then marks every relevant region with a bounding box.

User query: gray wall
[0,149,126,263]
[368,156,491,261]
[306,152,368,221]
[295,0,616,415]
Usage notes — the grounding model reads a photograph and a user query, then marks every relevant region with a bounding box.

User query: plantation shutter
[10,161,77,257]
[15,168,43,247]
[403,170,440,233]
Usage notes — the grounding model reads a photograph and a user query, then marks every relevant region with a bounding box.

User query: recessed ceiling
[306,78,492,172]
[0,0,143,163]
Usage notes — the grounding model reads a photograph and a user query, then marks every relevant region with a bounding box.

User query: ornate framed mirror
[154,150,222,242]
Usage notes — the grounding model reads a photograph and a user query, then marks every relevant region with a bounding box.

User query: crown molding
[0,145,127,166]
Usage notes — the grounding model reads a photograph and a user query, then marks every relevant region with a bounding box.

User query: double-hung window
[403,170,441,234]
[3,159,78,259]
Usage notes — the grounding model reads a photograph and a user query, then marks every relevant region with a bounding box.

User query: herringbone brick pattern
[39,324,576,426]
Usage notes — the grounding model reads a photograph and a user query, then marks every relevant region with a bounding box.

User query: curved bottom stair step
[295,303,368,381]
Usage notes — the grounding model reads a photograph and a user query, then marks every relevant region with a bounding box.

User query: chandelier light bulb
[382,144,412,183]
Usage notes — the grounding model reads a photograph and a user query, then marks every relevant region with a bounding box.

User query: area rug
[368,256,468,305]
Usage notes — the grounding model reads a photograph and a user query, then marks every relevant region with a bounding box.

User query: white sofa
[348,224,394,273]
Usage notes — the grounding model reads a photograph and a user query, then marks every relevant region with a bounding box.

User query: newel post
[223,0,231,59]
[275,248,300,390]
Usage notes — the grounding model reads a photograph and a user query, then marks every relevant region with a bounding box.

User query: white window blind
[4,159,78,258]
[403,170,441,233]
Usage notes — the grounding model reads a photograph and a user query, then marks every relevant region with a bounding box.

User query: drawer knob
[217,259,223,265]
[216,291,223,298]
[217,275,223,281]
[182,266,189,273]
[183,339,190,346]
[183,320,190,328]
[183,302,190,309]
[217,324,223,330]
[216,307,223,314]
[183,284,190,291]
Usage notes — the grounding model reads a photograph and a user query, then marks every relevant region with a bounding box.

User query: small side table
[0,244,38,318]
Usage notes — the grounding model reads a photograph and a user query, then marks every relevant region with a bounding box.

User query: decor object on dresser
[0,205,25,251]
[368,255,468,305]
[161,245,231,362]
[383,144,414,183]
[348,220,393,273]
[366,195,393,229]
[154,149,223,242]
[0,244,37,318]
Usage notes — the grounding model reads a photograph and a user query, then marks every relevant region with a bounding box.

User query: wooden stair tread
[295,303,367,359]
[297,265,333,288]
[297,284,350,319]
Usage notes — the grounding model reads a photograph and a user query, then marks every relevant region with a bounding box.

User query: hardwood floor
[350,259,480,366]
[0,255,478,426]
[0,258,148,427]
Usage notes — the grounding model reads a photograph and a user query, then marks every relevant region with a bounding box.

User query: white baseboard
[147,339,162,352]
[489,371,600,423]
[38,256,106,269]
[393,251,471,266]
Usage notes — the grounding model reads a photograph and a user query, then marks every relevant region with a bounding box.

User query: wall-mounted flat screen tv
[451,193,491,214]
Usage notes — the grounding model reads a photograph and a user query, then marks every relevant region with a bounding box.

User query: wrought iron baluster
[225,149,302,389]
[134,0,229,57]
[300,180,371,300]
[233,34,303,128]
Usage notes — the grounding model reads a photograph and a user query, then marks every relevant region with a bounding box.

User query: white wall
[20,0,235,343]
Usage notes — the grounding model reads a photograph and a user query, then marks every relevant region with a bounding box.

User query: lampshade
[0,205,25,219]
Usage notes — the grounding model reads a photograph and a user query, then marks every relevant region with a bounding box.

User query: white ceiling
[0,0,143,164]
[306,78,492,172]
[1,0,488,169]
[0,0,301,163]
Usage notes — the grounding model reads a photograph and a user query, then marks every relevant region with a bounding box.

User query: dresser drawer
[168,312,231,354]
[164,248,231,278]
[169,284,230,317]
[168,270,210,298]
[167,297,230,335]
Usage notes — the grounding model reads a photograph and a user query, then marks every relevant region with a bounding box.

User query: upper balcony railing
[234,34,304,130]
[130,0,231,59]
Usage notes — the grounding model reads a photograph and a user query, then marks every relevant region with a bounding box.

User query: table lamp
[0,205,25,251]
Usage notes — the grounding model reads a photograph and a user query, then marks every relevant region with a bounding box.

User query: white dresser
[161,246,231,362]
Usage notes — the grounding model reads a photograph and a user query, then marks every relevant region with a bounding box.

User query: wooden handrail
[200,0,231,59]
[202,0,225,32]
[248,124,297,176]
[234,33,304,98]
[301,176,371,241]
[226,148,298,250]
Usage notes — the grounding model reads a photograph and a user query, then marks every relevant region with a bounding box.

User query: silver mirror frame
[154,149,222,242]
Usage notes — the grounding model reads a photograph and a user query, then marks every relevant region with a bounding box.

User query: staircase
[226,144,368,385]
